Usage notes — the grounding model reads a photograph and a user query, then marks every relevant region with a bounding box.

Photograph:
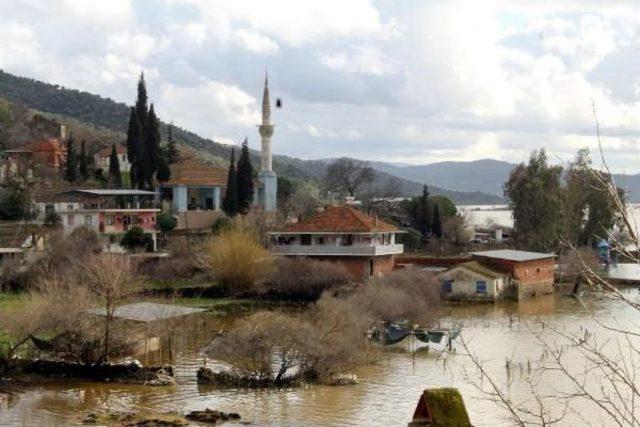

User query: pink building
[36,189,160,252]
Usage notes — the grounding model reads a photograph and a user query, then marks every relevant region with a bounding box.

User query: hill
[0,69,503,204]
[369,159,516,197]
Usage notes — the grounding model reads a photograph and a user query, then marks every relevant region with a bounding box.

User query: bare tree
[324,157,376,198]
[78,253,142,362]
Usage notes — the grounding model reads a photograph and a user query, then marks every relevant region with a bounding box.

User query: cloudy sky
[1,1,639,172]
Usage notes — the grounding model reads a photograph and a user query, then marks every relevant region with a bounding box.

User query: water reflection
[2,291,640,426]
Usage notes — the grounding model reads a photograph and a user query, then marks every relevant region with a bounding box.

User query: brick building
[269,206,404,280]
[470,250,555,299]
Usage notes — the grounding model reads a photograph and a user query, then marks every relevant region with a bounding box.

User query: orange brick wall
[311,255,395,281]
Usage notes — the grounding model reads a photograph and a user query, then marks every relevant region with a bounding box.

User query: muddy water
[2,291,639,427]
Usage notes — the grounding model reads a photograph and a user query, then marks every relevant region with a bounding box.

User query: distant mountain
[0,69,503,204]
[369,159,516,197]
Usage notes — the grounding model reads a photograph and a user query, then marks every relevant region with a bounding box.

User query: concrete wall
[305,255,395,281]
[438,267,506,300]
[177,210,224,230]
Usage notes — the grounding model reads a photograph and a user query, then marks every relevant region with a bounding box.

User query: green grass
[0,292,27,309]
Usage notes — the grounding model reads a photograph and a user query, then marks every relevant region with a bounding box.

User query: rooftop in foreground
[86,302,206,323]
[470,249,555,262]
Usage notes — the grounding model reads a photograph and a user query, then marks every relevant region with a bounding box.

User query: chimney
[374,214,379,226]
[59,124,67,141]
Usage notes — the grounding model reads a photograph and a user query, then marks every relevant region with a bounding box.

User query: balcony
[270,244,404,257]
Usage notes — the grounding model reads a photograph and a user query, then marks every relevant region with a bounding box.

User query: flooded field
[2,289,638,426]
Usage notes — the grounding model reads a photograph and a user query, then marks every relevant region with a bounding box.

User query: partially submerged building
[36,189,160,252]
[269,206,404,280]
[438,249,555,300]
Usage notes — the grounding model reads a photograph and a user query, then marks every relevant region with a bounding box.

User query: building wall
[95,154,131,172]
[302,255,395,281]
[472,256,555,299]
[438,268,505,300]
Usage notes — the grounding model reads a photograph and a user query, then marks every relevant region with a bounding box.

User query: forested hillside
[0,70,503,204]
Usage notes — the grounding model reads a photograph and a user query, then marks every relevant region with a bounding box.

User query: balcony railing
[270,244,404,257]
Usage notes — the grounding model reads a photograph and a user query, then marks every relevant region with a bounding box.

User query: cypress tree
[166,124,180,164]
[135,72,148,128]
[79,139,89,182]
[108,144,122,187]
[64,135,78,183]
[126,107,141,188]
[222,148,239,217]
[156,155,171,184]
[236,138,255,214]
[433,204,442,238]
[144,103,161,187]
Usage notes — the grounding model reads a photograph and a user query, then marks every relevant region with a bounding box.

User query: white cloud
[234,29,279,54]
[320,46,396,76]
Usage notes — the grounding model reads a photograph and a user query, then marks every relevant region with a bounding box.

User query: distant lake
[459,204,640,231]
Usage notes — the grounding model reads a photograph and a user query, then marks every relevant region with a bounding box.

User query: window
[442,280,453,293]
[84,215,93,226]
[300,234,312,246]
[341,234,354,246]
[67,204,74,211]
[317,236,325,245]
[106,215,115,226]
[476,281,487,294]
[67,214,75,226]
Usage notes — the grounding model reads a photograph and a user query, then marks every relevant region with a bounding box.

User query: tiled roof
[96,144,127,157]
[280,206,399,233]
[164,158,228,186]
[471,249,555,262]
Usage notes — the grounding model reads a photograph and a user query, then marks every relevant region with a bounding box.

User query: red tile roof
[165,158,227,186]
[97,144,127,157]
[281,206,399,233]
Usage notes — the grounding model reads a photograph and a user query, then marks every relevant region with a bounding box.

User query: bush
[121,226,154,252]
[157,212,177,233]
[265,258,351,301]
[204,224,273,295]
[211,216,232,235]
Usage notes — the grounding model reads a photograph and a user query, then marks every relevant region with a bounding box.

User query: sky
[1,0,639,172]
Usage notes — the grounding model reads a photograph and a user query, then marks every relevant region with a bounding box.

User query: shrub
[204,224,273,295]
[265,258,351,301]
[211,216,232,235]
[157,212,177,233]
[121,226,154,252]
[399,227,422,251]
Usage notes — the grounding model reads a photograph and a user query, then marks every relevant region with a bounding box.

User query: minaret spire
[258,70,274,172]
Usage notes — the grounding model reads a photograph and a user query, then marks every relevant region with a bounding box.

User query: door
[206,197,214,210]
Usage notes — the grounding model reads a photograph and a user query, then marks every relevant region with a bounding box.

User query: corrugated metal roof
[470,249,555,262]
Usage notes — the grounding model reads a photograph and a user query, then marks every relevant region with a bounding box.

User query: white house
[438,261,508,301]
[94,144,131,173]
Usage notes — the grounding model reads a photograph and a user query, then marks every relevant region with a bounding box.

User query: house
[94,144,131,173]
[437,249,555,300]
[159,158,227,229]
[438,261,508,301]
[269,206,404,280]
[23,137,66,169]
[36,189,160,252]
[471,250,555,299]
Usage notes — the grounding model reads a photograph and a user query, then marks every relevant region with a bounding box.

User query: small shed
[409,388,472,427]
[438,261,507,301]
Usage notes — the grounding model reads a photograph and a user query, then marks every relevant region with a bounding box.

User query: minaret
[258,73,274,172]
[257,72,277,213]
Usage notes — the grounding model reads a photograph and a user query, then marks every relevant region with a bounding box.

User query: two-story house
[37,189,160,252]
[269,206,404,280]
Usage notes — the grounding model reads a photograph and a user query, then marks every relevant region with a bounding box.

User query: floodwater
[2,290,639,427]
